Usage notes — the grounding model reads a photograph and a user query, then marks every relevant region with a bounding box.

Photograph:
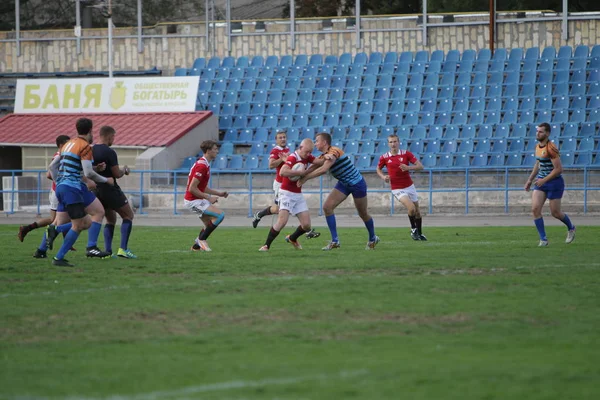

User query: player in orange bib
[525,122,575,246]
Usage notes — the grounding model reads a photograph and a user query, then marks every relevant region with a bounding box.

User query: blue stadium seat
[557,45,572,59]
[441,140,457,153]
[409,140,424,154]
[471,153,488,167]
[474,60,489,73]
[508,139,524,152]
[525,47,540,60]
[179,156,196,171]
[580,122,596,136]
[360,141,376,154]
[562,123,578,137]
[429,125,443,139]
[227,155,243,170]
[384,51,398,64]
[488,154,504,166]
[579,138,596,151]
[417,50,432,62]
[344,141,359,154]
[425,140,441,153]
[562,152,575,166]
[575,152,592,166]
[459,139,474,153]
[369,52,383,64]
[421,154,437,167]
[588,109,600,123]
[478,49,491,61]
[356,155,372,170]
[214,155,228,170]
[475,139,491,153]
[439,154,454,167]
[462,49,476,61]
[561,137,577,152]
[491,139,507,153]
[248,115,264,128]
[175,68,188,76]
[455,154,470,167]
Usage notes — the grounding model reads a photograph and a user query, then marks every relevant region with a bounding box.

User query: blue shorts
[534,176,565,200]
[334,177,368,199]
[55,183,97,211]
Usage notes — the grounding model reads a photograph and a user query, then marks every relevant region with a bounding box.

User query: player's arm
[535,157,563,187]
[401,159,424,172]
[301,155,336,181]
[187,177,219,203]
[205,187,229,198]
[48,154,60,182]
[525,161,540,191]
[82,176,97,190]
[109,164,130,179]
[82,160,114,185]
[268,154,287,169]
[280,163,306,179]
[376,164,389,183]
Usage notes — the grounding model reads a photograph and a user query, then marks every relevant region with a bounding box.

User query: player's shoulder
[548,141,560,156]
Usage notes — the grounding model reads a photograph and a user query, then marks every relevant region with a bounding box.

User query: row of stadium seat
[186,58,600,81]
[210,96,600,116]
[223,123,599,144]
[179,151,600,172]
[196,73,600,93]
[218,109,600,130]
[200,85,600,106]
[180,45,600,74]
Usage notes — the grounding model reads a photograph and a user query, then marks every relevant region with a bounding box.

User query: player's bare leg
[398,195,419,240]
[253,204,279,228]
[549,198,576,243]
[194,205,225,252]
[19,214,54,242]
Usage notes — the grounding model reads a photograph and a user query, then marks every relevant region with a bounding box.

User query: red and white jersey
[51,150,60,191]
[280,152,315,194]
[378,150,418,190]
[269,145,290,183]
[184,157,211,201]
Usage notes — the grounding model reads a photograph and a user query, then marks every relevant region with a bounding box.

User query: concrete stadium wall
[0,14,599,75]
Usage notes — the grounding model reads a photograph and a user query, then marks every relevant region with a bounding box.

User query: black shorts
[95,183,129,210]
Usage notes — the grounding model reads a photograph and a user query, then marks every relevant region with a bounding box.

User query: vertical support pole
[75,0,81,54]
[15,0,21,57]
[205,0,210,55]
[504,168,509,213]
[226,0,231,56]
[355,0,361,49]
[137,0,143,53]
[489,0,495,55]
[290,0,296,51]
[108,0,113,78]
[211,0,216,57]
[465,169,470,214]
[562,0,568,41]
[248,172,253,217]
[428,170,433,214]
[423,0,428,47]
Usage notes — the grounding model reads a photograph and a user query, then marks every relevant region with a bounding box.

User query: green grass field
[1,224,599,400]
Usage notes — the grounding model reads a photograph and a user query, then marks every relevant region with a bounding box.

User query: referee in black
[92,125,137,258]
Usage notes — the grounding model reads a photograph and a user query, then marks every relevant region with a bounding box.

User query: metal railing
[2,167,599,217]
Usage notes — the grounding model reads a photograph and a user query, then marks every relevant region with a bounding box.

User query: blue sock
[87,221,102,248]
[325,214,339,243]
[38,232,47,251]
[56,222,72,233]
[104,224,115,253]
[560,214,574,230]
[120,219,133,250]
[364,217,376,242]
[56,229,79,260]
[534,217,547,241]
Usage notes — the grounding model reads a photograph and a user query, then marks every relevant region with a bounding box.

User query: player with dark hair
[251,130,320,239]
[19,135,71,257]
[525,122,575,246]
[298,132,380,250]
[259,138,315,251]
[376,134,427,241]
[92,125,137,258]
[185,140,229,252]
[47,118,113,266]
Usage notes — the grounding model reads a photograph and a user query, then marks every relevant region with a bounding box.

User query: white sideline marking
[12,370,368,400]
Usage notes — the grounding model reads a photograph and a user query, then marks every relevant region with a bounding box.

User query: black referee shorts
[95,183,129,210]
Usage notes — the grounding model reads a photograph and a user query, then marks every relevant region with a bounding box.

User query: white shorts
[392,184,419,203]
[273,180,282,204]
[184,198,211,216]
[49,189,59,211]
[278,190,308,216]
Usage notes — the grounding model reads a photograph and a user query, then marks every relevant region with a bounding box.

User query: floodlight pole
[562,0,568,40]
[356,0,361,49]
[423,0,428,47]
[137,0,143,53]
[290,0,296,51]
[108,0,113,77]
[75,0,81,54]
[226,0,231,56]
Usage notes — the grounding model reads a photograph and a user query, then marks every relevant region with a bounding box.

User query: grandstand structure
[178,45,600,172]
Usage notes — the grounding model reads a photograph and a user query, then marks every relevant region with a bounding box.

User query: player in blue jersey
[525,122,576,246]
[298,132,379,250]
[47,118,114,266]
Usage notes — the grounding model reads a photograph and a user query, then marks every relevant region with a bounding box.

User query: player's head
[55,135,70,149]
[275,130,287,147]
[387,134,400,151]
[536,122,551,142]
[200,140,219,160]
[76,118,93,143]
[99,126,116,146]
[315,132,331,152]
[297,138,314,159]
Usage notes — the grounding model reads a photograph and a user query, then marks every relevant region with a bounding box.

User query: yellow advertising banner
[14,77,200,114]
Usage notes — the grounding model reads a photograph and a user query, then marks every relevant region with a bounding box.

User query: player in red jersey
[376,134,427,240]
[184,140,229,252]
[251,130,320,239]
[19,135,71,252]
[259,138,315,251]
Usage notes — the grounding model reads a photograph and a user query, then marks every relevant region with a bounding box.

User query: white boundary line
[11,370,368,400]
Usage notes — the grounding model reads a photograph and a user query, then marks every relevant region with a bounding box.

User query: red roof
[0,112,212,147]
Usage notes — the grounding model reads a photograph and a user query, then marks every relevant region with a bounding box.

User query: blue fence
[2,167,599,216]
